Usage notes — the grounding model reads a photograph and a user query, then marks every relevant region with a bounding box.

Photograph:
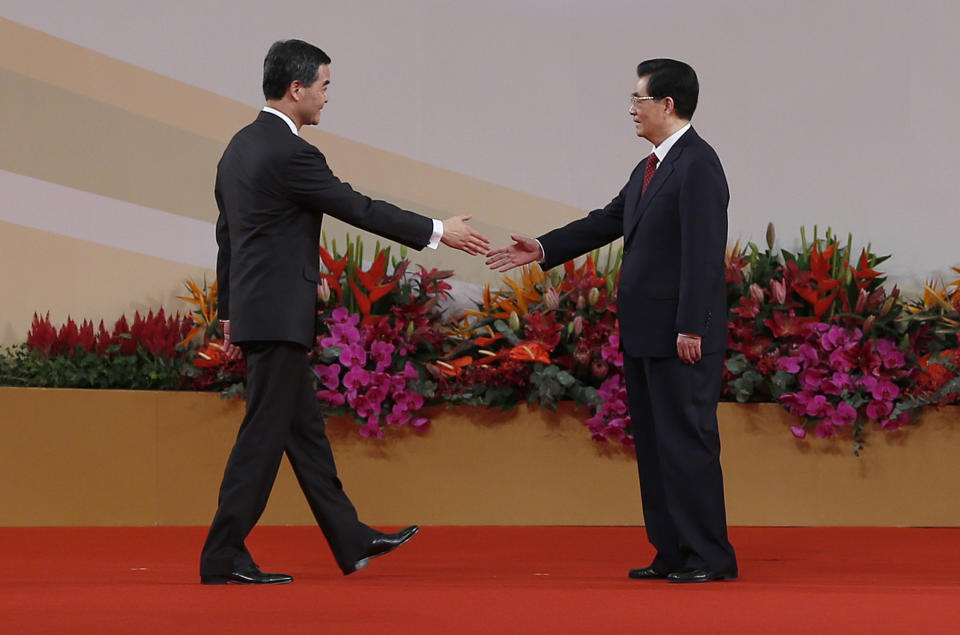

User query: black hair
[262,39,331,100]
[636,59,698,119]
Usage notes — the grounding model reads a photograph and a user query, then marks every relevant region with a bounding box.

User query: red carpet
[1,527,959,633]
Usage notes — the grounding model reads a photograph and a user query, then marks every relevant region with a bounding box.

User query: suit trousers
[622,351,737,573]
[200,341,375,575]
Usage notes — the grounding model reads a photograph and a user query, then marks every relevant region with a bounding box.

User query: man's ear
[289,81,303,102]
[662,96,676,115]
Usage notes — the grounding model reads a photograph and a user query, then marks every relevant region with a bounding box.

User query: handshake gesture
[436,216,544,275]
[440,216,543,273]
[441,220,542,275]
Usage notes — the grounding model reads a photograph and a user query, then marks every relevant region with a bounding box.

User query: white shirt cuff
[427,219,443,250]
[534,239,546,264]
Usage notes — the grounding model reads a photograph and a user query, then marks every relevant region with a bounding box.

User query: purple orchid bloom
[353,393,382,419]
[358,420,383,438]
[827,347,857,372]
[799,368,828,391]
[339,343,367,368]
[777,356,804,373]
[865,399,893,421]
[875,339,906,369]
[778,392,809,417]
[314,364,341,390]
[826,401,857,427]
[370,340,395,371]
[798,343,820,367]
[343,366,371,390]
[871,379,900,401]
[813,421,837,438]
[386,409,410,427]
[820,372,854,396]
[880,411,910,430]
[805,394,832,418]
[316,389,346,407]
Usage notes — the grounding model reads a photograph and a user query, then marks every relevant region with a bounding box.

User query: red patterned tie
[641,153,659,196]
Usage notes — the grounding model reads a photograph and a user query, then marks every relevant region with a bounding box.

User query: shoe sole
[667,573,738,584]
[200,575,293,585]
[627,572,669,580]
[344,526,421,576]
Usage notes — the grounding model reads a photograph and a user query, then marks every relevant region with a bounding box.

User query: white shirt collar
[652,122,691,163]
[262,106,299,136]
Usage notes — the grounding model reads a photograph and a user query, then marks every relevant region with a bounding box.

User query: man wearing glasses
[487,59,737,583]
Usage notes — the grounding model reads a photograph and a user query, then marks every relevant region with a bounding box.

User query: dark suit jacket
[539,127,728,358]
[215,111,434,348]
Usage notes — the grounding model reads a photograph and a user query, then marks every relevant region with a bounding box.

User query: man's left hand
[677,333,702,364]
[221,320,243,361]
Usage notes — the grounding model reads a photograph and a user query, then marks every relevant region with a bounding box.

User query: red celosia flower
[26,312,58,356]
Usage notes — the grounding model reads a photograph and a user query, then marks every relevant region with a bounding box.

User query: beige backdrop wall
[2,3,960,344]
[0,18,578,344]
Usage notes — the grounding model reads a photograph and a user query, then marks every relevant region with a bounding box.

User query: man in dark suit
[486,59,737,583]
[200,39,490,585]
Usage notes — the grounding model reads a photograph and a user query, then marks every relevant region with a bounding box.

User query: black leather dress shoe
[200,567,293,585]
[628,565,670,580]
[667,569,738,583]
[344,525,420,575]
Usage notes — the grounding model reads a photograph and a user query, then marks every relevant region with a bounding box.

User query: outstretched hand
[441,215,491,256]
[485,235,543,272]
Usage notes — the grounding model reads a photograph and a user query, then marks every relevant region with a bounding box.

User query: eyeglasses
[630,95,656,107]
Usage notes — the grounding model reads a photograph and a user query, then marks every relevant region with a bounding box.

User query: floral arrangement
[2,226,957,454]
[310,235,449,437]
[433,248,630,443]
[176,279,247,395]
[0,310,191,389]
[723,225,957,452]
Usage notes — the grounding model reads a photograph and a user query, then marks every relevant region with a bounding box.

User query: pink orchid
[339,343,367,368]
[370,340,395,371]
[880,411,910,431]
[865,399,893,421]
[778,392,809,417]
[314,364,341,390]
[343,366,371,390]
[813,421,837,438]
[799,368,828,391]
[386,409,410,426]
[331,306,359,325]
[826,401,857,427]
[871,379,900,401]
[316,389,346,407]
[353,393,382,418]
[798,343,820,366]
[827,347,857,372]
[820,372,855,396]
[805,394,832,418]
[358,420,383,438]
[776,355,803,373]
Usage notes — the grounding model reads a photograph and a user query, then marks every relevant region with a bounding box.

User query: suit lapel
[623,128,695,244]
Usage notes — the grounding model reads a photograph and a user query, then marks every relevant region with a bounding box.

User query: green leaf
[725,353,749,376]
